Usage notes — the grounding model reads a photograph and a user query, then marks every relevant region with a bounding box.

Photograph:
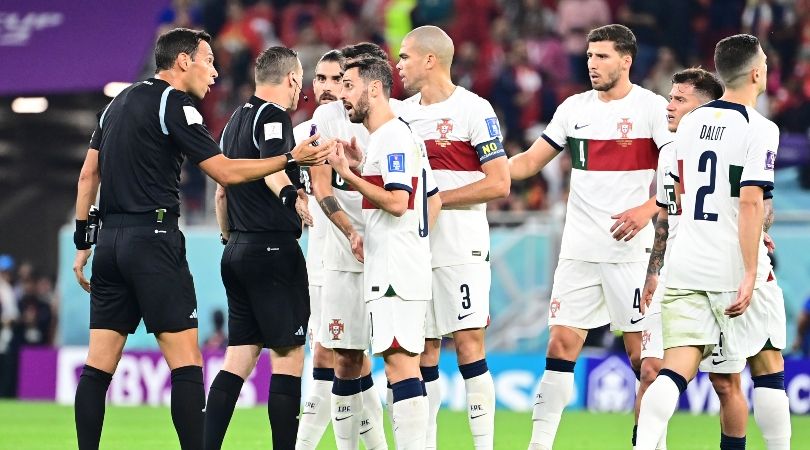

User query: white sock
[393,395,428,450]
[465,371,495,450]
[530,370,574,447]
[296,379,333,450]
[753,387,791,450]
[331,378,363,450]
[656,427,667,450]
[360,379,388,450]
[424,379,441,449]
[636,376,681,450]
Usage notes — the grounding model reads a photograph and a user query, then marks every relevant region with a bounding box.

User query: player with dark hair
[509,24,674,450]
[636,34,791,450]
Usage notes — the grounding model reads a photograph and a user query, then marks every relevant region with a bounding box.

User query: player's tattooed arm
[763,198,774,232]
[319,195,343,217]
[646,212,669,276]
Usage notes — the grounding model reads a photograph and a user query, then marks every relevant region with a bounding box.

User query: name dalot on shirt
[700,125,726,141]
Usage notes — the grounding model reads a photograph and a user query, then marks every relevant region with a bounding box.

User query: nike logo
[533,402,544,406]
[458,312,474,320]
[470,413,487,419]
[630,317,644,324]
[574,123,590,130]
[335,415,354,421]
[712,359,727,365]
[301,412,316,415]
[360,429,371,435]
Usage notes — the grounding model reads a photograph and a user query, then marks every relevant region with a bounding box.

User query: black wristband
[74,219,91,250]
[279,184,298,209]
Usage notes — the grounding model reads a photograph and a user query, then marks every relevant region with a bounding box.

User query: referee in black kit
[203,46,315,450]
[71,29,333,450]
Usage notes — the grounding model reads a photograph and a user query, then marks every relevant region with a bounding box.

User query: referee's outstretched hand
[291,134,334,166]
[73,249,92,293]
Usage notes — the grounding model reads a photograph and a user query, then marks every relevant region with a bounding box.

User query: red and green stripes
[566,137,658,171]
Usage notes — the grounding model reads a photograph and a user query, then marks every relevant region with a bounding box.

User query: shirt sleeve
[425,163,439,197]
[89,124,102,149]
[312,104,337,140]
[255,108,294,159]
[380,128,415,193]
[468,98,507,164]
[655,146,677,209]
[164,91,222,165]
[649,94,675,149]
[740,120,778,193]
[541,97,571,151]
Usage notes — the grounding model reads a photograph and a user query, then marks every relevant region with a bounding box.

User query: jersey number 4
[694,150,719,222]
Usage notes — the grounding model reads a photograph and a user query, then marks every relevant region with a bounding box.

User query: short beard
[592,71,620,92]
[348,92,369,124]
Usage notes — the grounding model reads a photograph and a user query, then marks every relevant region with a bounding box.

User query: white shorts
[426,263,491,338]
[641,273,666,360]
[548,259,646,332]
[319,270,370,350]
[369,295,427,355]
[307,285,322,350]
[699,280,787,374]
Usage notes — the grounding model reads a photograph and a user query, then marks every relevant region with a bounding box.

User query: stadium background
[2,0,810,448]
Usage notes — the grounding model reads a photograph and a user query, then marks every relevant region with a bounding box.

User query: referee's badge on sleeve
[182,106,203,125]
[264,122,283,140]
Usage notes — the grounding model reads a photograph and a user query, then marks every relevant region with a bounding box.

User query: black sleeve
[164,90,222,165]
[89,124,102,149]
[255,108,294,159]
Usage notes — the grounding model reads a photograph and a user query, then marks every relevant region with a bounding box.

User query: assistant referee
[204,46,312,450]
[71,29,333,450]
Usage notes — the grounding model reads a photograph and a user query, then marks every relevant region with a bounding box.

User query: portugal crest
[329,319,345,340]
[617,118,633,139]
[435,119,453,147]
[549,298,561,318]
[641,330,651,351]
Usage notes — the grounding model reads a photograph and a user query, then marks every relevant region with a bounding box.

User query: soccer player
[508,24,673,450]
[71,30,331,450]
[635,68,725,450]
[300,43,395,450]
[636,34,791,450]
[328,56,441,450]
[204,47,322,450]
[396,25,511,450]
[291,49,349,450]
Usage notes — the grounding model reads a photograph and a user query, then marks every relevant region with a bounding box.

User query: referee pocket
[126,228,185,272]
[240,241,307,287]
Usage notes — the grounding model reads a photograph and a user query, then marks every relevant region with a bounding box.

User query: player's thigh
[320,270,369,350]
[221,244,264,348]
[85,328,128,373]
[121,227,198,334]
[89,228,141,334]
[220,344,263,379]
[748,349,785,377]
[369,296,427,356]
[662,288,721,353]
[548,259,608,329]
[382,348,422,384]
[600,261,646,332]
[432,263,491,336]
[270,345,305,376]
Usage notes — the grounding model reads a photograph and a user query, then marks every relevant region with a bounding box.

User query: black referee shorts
[90,213,197,334]
[221,231,309,348]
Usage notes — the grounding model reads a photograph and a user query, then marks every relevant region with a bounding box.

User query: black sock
[171,365,205,450]
[75,365,112,450]
[203,370,244,450]
[631,424,637,446]
[720,433,746,449]
[268,374,302,450]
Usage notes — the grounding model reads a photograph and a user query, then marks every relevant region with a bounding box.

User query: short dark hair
[340,42,388,61]
[345,57,393,97]
[714,34,761,86]
[255,46,299,85]
[155,28,211,71]
[587,24,637,59]
[672,68,724,101]
[317,49,345,71]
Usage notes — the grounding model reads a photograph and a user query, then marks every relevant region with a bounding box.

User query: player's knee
[312,345,335,368]
[546,334,579,360]
[420,339,441,366]
[334,349,363,378]
[709,373,739,398]
[640,359,662,388]
[628,351,642,373]
[454,333,485,364]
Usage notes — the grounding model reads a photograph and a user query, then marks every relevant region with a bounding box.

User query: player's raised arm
[509,136,560,180]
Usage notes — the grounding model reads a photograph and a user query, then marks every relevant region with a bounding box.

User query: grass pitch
[1,400,807,449]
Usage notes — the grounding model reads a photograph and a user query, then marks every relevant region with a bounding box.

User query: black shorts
[221,231,309,348]
[90,214,197,334]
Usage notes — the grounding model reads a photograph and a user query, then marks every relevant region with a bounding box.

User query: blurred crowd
[149,0,810,213]
[0,254,57,397]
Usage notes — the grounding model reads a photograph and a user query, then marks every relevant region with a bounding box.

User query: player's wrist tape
[280,185,298,209]
[74,220,91,250]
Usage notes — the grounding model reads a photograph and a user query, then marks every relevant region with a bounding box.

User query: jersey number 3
[694,150,719,222]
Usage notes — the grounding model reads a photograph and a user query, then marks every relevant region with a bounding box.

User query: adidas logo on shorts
[189,309,197,319]
[295,326,304,336]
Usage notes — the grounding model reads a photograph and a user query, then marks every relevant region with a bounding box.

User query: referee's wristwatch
[284,152,297,169]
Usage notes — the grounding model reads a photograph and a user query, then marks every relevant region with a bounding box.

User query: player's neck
[365,103,396,134]
[419,76,456,106]
[254,85,291,110]
[719,86,759,108]
[596,78,633,102]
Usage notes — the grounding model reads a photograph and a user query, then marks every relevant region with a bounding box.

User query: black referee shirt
[90,78,221,216]
[220,96,302,236]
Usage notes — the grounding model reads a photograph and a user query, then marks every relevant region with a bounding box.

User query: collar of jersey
[249,95,285,111]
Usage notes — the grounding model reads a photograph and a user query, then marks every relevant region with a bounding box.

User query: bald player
[397,26,511,450]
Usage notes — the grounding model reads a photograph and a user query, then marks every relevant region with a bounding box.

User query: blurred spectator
[618,0,665,82]
[643,47,685,97]
[557,0,611,85]
[793,296,810,357]
[0,255,17,397]
[14,277,52,347]
[411,0,454,28]
[203,309,228,351]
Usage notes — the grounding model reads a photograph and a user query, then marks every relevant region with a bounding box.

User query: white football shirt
[293,119,328,285]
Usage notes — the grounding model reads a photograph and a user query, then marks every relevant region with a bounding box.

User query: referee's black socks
[268,374,302,450]
[75,364,112,450]
[170,365,205,450]
[204,370,244,450]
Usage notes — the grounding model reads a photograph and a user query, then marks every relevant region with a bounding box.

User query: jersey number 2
[694,150,719,222]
